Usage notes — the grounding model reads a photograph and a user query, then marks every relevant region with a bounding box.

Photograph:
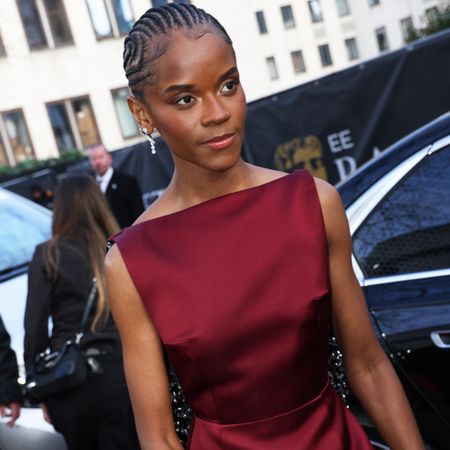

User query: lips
[202,133,236,150]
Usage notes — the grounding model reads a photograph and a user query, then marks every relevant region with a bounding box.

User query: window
[47,96,101,153]
[353,147,450,277]
[280,5,296,29]
[425,7,439,23]
[0,110,35,164]
[368,0,380,6]
[345,38,359,60]
[308,0,323,23]
[291,50,306,74]
[0,134,9,166]
[16,0,47,49]
[255,11,268,34]
[42,0,73,45]
[375,26,389,52]
[152,0,190,5]
[266,56,279,81]
[400,17,414,42]
[16,0,73,49]
[336,0,350,16]
[112,88,140,139]
[0,31,6,57]
[111,0,134,34]
[318,44,332,66]
[86,0,134,38]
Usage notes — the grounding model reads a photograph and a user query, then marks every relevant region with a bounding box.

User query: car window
[0,191,51,274]
[353,146,450,278]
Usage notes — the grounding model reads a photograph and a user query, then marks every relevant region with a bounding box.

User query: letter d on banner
[334,156,356,182]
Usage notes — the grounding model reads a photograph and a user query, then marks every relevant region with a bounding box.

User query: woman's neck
[167,160,255,207]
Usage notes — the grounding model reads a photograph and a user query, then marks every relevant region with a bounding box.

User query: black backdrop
[244,28,450,184]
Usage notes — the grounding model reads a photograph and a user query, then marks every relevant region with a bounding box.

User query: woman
[106,4,425,449]
[24,174,140,450]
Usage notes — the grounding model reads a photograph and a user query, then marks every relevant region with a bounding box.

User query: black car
[337,112,450,450]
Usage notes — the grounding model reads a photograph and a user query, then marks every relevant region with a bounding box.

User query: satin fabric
[113,170,373,449]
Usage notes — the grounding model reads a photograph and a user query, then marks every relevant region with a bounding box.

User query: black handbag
[26,279,97,401]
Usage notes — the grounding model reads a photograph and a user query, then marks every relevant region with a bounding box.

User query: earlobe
[127,96,155,133]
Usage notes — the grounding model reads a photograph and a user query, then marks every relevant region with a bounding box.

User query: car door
[351,142,450,449]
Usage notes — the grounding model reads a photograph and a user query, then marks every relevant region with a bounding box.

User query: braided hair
[123,3,233,99]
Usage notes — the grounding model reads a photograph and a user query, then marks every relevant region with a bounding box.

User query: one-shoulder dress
[111,169,373,449]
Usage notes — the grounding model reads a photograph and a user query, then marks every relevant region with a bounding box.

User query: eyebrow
[163,66,239,95]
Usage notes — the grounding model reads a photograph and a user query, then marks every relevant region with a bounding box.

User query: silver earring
[140,127,156,154]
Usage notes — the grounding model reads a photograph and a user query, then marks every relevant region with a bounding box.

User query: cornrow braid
[123,3,233,99]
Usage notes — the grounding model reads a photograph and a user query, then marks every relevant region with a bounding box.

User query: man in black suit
[88,144,144,228]
[0,315,22,427]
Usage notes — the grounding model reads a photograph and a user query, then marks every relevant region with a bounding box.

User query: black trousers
[46,354,140,450]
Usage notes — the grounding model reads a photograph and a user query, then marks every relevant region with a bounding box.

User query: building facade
[0,0,443,165]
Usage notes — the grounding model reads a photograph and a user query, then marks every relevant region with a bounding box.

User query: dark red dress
[112,170,373,449]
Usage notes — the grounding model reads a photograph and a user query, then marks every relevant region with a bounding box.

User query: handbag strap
[75,277,97,344]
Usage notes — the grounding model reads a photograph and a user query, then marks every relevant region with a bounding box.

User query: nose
[201,95,231,127]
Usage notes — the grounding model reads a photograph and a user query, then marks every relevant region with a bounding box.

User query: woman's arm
[315,178,425,450]
[24,245,52,374]
[105,245,183,450]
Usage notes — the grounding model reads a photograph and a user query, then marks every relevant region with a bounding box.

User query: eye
[175,95,195,106]
[221,80,239,93]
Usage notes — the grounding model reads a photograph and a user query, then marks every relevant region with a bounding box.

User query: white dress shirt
[96,167,114,194]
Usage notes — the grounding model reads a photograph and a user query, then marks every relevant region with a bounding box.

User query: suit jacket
[105,171,144,229]
[0,315,22,404]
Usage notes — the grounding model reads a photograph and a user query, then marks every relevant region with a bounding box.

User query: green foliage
[0,150,85,177]
[406,2,450,42]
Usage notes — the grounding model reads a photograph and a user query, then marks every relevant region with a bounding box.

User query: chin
[202,150,243,173]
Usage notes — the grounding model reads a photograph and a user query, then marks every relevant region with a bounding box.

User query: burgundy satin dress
[112,170,373,449]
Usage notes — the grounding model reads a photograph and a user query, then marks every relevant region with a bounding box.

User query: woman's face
[137,28,247,174]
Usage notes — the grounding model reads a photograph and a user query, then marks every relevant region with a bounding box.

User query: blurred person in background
[0,314,22,428]
[87,144,144,228]
[24,174,140,450]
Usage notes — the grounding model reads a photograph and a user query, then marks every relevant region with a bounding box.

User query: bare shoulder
[313,176,342,212]
[312,177,350,245]
[104,242,130,282]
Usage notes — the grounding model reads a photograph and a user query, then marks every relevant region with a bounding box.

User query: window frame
[16,0,48,50]
[290,50,306,74]
[0,108,35,166]
[308,0,324,24]
[16,0,73,50]
[46,95,101,153]
[280,5,296,30]
[255,10,268,34]
[266,56,279,81]
[86,0,134,40]
[0,127,11,166]
[375,26,389,52]
[42,0,73,46]
[400,16,414,42]
[344,37,359,61]
[336,0,350,17]
[111,86,140,140]
[0,31,7,57]
[151,0,168,6]
[318,43,333,67]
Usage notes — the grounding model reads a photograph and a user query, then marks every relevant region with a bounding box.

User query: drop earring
[140,127,156,154]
